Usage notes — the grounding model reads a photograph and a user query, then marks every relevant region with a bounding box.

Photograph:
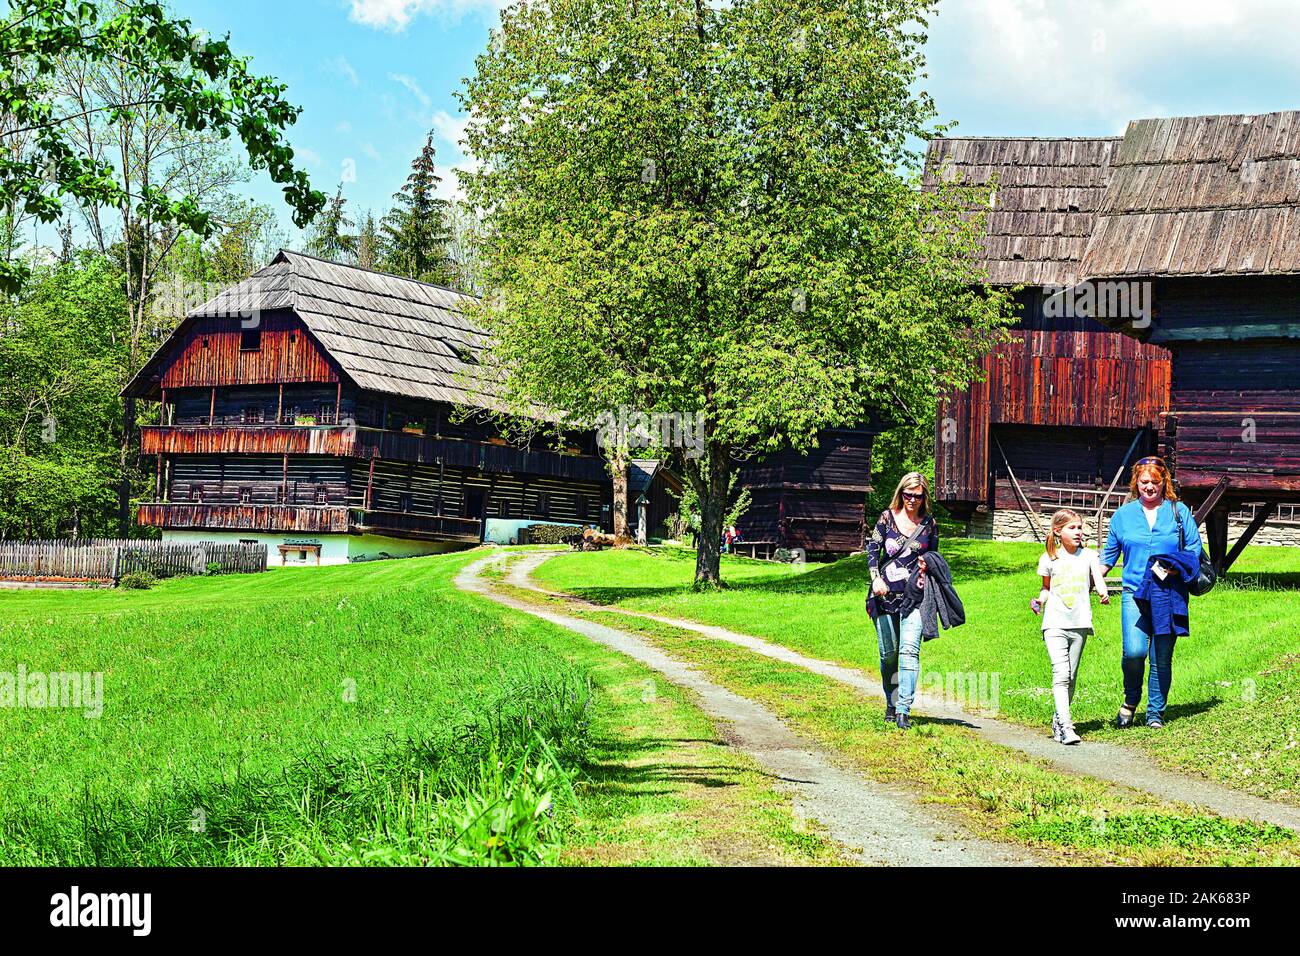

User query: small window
[201,337,211,349]
[398,493,412,513]
[575,495,588,520]
[240,327,262,351]
[498,499,511,520]
[240,487,252,504]
[536,492,550,517]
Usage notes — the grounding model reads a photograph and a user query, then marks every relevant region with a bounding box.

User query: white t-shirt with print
[1036,546,1104,632]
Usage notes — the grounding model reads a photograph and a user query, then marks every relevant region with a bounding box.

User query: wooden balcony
[137,503,351,533]
[140,425,608,482]
[136,503,483,542]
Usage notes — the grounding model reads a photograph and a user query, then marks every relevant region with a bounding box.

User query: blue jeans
[1121,590,1177,722]
[875,608,923,715]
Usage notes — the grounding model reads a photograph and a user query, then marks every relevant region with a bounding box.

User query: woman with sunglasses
[1100,456,1203,730]
[866,472,939,730]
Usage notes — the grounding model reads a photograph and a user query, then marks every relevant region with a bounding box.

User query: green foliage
[0,0,325,294]
[117,570,156,589]
[0,254,131,538]
[380,131,453,285]
[305,185,357,262]
[867,415,940,519]
[460,0,1014,583]
[204,561,222,575]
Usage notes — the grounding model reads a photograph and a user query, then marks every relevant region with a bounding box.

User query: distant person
[1100,457,1203,730]
[1031,509,1109,745]
[866,472,938,730]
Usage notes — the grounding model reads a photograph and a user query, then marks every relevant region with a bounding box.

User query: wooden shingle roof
[1081,111,1300,278]
[192,250,496,406]
[922,136,1121,287]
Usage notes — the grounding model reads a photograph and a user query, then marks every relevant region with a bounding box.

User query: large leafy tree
[0,0,324,294]
[380,131,453,284]
[460,0,1012,584]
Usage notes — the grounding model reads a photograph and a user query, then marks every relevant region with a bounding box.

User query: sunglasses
[1135,456,1166,468]
[901,491,924,501]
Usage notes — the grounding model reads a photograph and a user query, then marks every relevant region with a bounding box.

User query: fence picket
[0,539,267,584]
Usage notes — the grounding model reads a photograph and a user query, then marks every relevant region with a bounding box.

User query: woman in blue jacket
[1100,457,1203,730]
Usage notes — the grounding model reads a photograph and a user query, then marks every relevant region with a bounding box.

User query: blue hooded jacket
[1132,549,1198,636]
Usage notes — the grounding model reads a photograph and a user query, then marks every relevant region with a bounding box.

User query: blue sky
[170,0,1300,245]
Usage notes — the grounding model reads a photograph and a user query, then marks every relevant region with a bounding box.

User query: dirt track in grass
[458,552,1045,867]
[510,550,1300,836]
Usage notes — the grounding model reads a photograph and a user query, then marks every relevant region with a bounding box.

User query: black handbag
[1177,503,1216,597]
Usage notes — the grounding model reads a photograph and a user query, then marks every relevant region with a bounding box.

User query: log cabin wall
[1150,277,1300,496]
[736,427,879,555]
[936,289,1171,516]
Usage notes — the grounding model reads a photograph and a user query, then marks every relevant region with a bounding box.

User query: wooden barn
[124,251,613,564]
[734,424,887,557]
[626,459,683,543]
[1079,110,1300,571]
[925,136,1172,541]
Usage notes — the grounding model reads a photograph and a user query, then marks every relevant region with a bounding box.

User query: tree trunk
[692,441,730,586]
[611,452,629,539]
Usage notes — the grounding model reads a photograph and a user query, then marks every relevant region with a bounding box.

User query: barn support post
[365,455,376,511]
[1224,502,1275,571]
[281,454,289,505]
[1206,508,1231,574]
[209,387,216,425]
[277,384,283,424]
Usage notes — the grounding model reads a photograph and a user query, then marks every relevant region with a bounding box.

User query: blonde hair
[889,472,931,517]
[1128,456,1179,503]
[1045,508,1084,560]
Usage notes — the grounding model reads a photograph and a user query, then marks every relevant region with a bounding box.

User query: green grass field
[533,541,1300,804]
[0,551,835,866]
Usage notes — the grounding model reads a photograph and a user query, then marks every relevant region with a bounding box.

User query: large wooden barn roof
[127,250,518,412]
[1082,111,1300,278]
[922,136,1121,287]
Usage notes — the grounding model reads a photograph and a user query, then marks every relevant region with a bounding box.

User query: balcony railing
[137,503,484,541]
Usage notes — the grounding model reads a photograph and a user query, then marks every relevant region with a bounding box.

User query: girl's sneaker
[1059,724,1082,745]
[1051,714,1064,742]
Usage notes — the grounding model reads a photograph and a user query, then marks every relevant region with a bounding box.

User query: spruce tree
[380,132,453,285]
[306,185,357,262]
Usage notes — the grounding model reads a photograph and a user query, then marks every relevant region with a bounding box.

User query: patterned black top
[865,509,939,618]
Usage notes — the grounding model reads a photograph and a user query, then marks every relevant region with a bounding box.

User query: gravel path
[513,551,1300,834]
[456,553,1043,867]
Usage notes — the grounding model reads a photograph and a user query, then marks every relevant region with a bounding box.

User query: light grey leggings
[1043,627,1090,727]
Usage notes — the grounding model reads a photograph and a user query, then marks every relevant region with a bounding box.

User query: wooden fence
[0,538,268,584]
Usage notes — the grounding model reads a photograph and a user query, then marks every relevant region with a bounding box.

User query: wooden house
[124,251,613,564]
[734,425,886,557]
[925,137,1172,541]
[1079,110,1300,571]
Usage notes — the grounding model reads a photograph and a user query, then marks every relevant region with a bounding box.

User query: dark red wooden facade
[936,291,1171,520]
[736,426,883,555]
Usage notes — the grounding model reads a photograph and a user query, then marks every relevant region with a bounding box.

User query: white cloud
[295,146,324,168]
[328,55,360,87]
[349,0,507,32]
[932,0,1300,130]
[362,142,383,162]
[390,73,432,108]
[430,109,469,153]
[335,120,354,135]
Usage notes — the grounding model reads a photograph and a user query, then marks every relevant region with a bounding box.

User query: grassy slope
[533,542,1300,804]
[0,552,838,866]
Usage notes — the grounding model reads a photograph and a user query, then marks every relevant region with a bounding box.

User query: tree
[0,253,129,539]
[460,0,1013,585]
[2,0,327,534]
[0,1,325,294]
[380,131,452,284]
[305,184,356,262]
[355,209,380,270]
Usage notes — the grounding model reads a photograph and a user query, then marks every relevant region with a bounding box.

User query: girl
[1033,509,1109,744]
[866,472,939,731]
